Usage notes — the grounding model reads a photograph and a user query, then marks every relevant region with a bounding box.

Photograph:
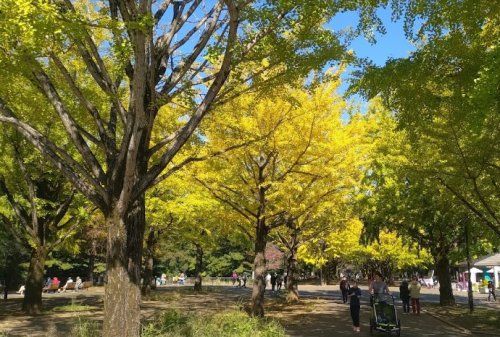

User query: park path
[278,298,467,337]
[277,284,496,336]
[0,285,496,336]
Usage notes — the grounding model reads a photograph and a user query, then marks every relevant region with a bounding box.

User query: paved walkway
[296,284,499,309]
[284,301,467,337]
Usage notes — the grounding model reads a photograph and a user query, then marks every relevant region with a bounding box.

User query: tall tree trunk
[88,242,95,285]
[320,265,327,286]
[141,228,156,296]
[286,243,299,303]
[103,197,146,337]
[194,244,203,291]
[22,247,46,315]
[251,220,267,317]
[435,253,455,306]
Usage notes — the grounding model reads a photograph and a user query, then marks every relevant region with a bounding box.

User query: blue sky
[328,7,416,99]
[329,7,416,66]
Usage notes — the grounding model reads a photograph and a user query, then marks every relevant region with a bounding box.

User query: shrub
[142,309,286,337]
[70,318,100,337]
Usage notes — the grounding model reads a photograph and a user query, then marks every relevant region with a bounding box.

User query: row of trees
[0,0,498,336]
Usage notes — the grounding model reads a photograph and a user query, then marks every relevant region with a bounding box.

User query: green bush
[142,309,286,337]
[67,309,286,337]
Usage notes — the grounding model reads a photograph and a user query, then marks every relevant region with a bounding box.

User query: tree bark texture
[320,265,327,286]
[22,248,46,315]
[88,244,95,285]
[435,253,455,306]
[141,227,156,296]
[286,244,300,303]
[251,221,267,317]
[194,244,203,291]
[103,197,146,337]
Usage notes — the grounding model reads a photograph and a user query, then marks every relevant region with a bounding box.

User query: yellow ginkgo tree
[193,78,370,314]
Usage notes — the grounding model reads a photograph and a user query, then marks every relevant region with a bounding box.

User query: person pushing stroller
[369,273,390,300]
[368,273,401,336]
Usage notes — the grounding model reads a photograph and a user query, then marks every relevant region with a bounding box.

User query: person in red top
[52,277,60,287]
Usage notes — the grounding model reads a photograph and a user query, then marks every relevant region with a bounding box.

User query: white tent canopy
[458,254,500,286]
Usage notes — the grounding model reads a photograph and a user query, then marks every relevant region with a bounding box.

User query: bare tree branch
[138,2,239,193]
[0,98,107,207]
[52,190,76,228]
[0,176,29,228]
[160,1,224,94]
[13,147,39,238]
[32,68,106,182]
[436,177,500,236]
[50,53,110,150]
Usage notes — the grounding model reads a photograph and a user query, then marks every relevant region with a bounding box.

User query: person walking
[242,273,247,288]
[340,276,350,304]
[409,276,421,314]
[265,272,272,289]
[487,281,496,302]
[231,271,238,286]
[399,279,410,314]
[369,273,390,295]
[348,281,362,333]
[276,274,283,291]
[369,273,390,306]
[271,272,277,292]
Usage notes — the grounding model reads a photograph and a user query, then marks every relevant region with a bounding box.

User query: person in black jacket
[348,281,362,333]
[271,273,277,292]
[340,277,350,303]
[399,279,410,313]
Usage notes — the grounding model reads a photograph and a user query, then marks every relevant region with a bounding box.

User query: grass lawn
[425,303,499,332]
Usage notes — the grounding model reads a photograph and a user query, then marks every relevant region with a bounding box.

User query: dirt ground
[0,285,497,336]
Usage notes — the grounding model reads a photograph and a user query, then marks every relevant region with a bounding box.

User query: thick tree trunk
[286,244,299,303]
[103,197,146,337]
[22,248,46,315]
[194,244,203,291]
[435,253,455,306]
[320,265,327,286]
[141,228,156,296]
[88,244,95,285]
[141,255,154,296]
[251,221,267,317]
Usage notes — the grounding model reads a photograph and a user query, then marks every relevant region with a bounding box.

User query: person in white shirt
[17,285,25,295]
[75,277,83,291]
[265,273,272,289]
[61,277,74,292]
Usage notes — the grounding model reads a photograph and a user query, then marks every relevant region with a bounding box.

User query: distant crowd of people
[15,276,85,296]
[153,272,186,286]
[43,276,84,292]
[265,271,286,292]
[231,271,248,288]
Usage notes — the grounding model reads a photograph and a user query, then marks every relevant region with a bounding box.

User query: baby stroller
[369,293,401,336]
